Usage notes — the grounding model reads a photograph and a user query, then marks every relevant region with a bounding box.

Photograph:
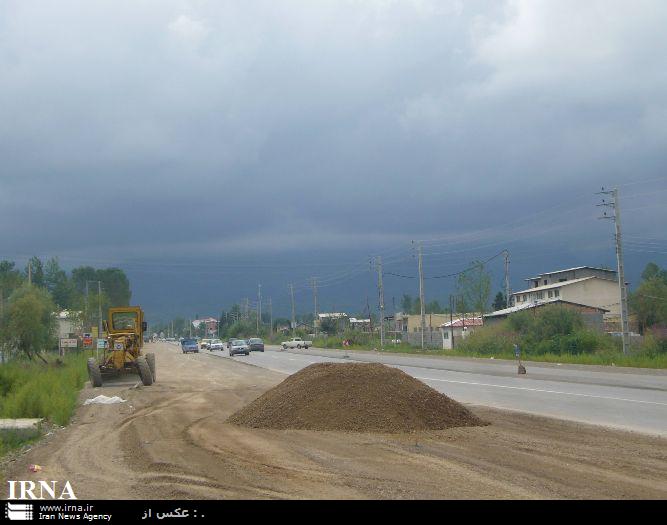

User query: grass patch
[0,352,88,456]
[311,317,667,369]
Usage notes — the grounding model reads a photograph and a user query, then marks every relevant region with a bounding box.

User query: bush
[456,324,516,356]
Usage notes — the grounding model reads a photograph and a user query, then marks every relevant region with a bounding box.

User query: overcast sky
[1,1,666,319]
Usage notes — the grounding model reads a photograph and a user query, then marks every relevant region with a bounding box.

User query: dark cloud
[1,1,666,318]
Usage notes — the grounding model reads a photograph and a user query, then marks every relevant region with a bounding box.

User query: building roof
[440,317,483,328]
[484,298,609,318]
[318,312,348,319]
[192,317,218,327]
[349,318,370,323]
[57,310,81,319]
[512,276,601,295]
[525,266,616,281]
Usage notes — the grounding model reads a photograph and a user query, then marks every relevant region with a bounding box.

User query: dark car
[181,338,199,354]
[229,339,250,356]
[247,338,264,352]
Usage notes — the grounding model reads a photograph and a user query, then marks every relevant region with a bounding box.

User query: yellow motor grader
[87,306,155,387]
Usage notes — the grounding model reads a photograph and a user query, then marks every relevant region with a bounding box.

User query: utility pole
[189,319,192,337]
[310,278,318,335]
[269,297,273,336]
[375,256,385,350]
[85,281,89,332]
[97,281,103,338]
[289,283,296,335]
[449,295,455,349]
[597,187,630,355]
[417,243,426,350]
[503,250,511,308]
[257,283,262,334]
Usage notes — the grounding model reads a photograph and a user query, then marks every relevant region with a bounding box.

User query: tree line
[0,257,132,361]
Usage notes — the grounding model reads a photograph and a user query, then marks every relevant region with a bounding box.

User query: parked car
[247,338,264,352]
[208,338,224,351]
[229,339,250,356]
[281,337,312,349]
[181,338,199,354]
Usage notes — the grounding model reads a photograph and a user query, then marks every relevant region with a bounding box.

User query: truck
[87,306,155,387]
[281,337,312,350]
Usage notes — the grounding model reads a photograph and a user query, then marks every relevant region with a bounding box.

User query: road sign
[96,338,107,350]
[83,335,93,347]
[59,338,78,349]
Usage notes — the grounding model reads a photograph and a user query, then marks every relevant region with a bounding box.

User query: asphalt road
[208,345,667,437]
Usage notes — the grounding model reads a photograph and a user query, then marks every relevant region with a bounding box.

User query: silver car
[229,339,250,356]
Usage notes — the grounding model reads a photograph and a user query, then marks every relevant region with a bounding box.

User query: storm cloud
[1,0,666,318]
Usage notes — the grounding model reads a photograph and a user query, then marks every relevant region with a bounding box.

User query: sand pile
[227,363,485,433]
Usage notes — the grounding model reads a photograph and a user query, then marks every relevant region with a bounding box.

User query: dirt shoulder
[2,342,666,499]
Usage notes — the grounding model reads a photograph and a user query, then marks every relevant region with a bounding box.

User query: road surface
[3,341,666,500]
[216,345,667,436]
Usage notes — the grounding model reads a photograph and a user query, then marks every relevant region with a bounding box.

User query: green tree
[0,260,24,299]
[97,268,131,306]
[400,294,413,314]
[630,263,667,333]
[25,256,45,287]
[426,300,444,314]
[456,261,492,315]
[1,284,56,362]
[492,291,507,310]
[44,257,80,309]
[641,262,667,283]
[71,266,131,307]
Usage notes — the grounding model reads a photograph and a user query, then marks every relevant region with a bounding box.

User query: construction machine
[87,306,156,387]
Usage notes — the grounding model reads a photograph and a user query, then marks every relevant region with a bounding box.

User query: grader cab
[87,306,156,387]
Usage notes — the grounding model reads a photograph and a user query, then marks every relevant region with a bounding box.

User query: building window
[544,280,548,285]
[443,332,449,339]
[559,278,567,282]
[554,289,560,297]
[548,290,553,298]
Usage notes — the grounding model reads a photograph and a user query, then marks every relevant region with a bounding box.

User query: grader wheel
[136,356,153,386]
[146,353,156,382]
[87,358,103,388]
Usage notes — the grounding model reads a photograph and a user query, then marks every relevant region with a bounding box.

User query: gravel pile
[227,362,486,433]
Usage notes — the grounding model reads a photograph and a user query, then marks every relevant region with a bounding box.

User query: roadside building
[439,317,483,350]
[349,318,371,332]
[56,310,82,339]
[484,299,609,331]
[511,266,619,317]
[192,317,218,336]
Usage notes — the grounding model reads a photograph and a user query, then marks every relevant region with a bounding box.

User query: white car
[208,339,224,351]
[281,337,312,349]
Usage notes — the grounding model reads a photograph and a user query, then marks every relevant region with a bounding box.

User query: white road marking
[416,376,667,407]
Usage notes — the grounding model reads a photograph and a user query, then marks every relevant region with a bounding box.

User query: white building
[511,266,620,317]
[56,310,82,339]
[439,317,483,350]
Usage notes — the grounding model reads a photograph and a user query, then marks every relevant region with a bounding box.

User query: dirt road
[3,342,667,499]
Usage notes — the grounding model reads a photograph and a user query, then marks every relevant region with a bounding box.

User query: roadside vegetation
[0,257,133,457]
[310,302,667,369]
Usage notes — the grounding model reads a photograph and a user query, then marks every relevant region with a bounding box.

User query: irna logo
[7,481,77,500]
